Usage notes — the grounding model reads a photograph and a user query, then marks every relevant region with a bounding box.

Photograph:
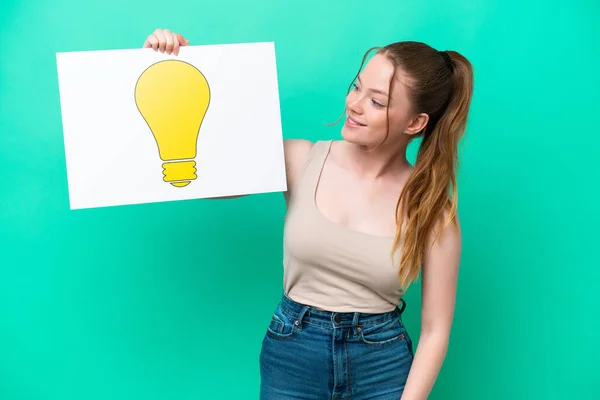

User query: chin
[341,125,365,143]
[341,126,382,148]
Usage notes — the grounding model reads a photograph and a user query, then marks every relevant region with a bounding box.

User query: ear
[404,113,429,135]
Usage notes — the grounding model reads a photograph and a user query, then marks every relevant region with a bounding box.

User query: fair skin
[144,29,461,400]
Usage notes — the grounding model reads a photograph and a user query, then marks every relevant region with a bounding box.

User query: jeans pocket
[359,317,406,347]
[266,307,297,340]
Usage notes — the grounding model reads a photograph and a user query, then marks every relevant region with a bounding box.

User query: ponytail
[391,49,474,289]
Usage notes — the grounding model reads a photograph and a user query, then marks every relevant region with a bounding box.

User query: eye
[371,99,385,108]
[352,83,361,91]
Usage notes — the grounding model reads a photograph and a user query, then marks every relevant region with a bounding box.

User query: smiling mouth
[347,116,366,126]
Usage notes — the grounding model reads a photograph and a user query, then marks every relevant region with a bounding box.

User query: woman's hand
[143,28,190,56]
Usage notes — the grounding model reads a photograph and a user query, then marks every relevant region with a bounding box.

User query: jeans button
[333,314,341,323]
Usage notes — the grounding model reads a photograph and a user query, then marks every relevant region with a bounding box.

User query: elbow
[419,327,451,347]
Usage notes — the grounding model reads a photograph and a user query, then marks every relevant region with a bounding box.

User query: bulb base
[162,160,197,187]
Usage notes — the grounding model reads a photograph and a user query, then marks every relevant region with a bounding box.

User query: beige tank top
[283,140,405,313]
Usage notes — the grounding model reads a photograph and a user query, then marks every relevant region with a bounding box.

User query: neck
[336,137,412,180]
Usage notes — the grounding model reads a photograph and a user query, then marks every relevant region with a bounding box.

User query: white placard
[56,42,286,210]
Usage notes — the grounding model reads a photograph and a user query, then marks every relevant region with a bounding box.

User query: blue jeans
[259,294,414,399]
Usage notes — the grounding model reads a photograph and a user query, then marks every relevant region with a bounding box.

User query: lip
[345,116,366,128]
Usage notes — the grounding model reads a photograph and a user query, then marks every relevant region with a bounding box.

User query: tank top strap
[291,140,332,203]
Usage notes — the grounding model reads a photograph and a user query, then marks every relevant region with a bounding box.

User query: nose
[346,94,364,115]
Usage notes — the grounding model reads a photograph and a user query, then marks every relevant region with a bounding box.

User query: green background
[1,0,598,399]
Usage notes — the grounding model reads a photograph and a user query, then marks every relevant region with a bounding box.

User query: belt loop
[352,312,360,328]
[296,306,310,330]
[352,312,360,336]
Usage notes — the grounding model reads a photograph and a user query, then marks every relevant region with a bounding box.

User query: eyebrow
[357,76,389,97]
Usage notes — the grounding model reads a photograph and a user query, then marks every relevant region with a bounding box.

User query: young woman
[143,28,474,400]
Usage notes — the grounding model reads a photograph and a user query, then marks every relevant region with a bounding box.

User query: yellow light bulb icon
[135,60,210,187]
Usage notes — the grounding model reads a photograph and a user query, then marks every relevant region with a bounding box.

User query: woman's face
[341,53,424,148]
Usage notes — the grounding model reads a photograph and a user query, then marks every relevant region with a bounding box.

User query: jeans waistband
[279,293,406,328]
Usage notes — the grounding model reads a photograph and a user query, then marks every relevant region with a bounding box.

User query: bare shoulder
[284,139,314,160]
[283,139,315,189]
[429,209,462,254]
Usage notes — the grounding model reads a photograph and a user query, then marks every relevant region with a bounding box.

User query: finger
[172,33,180,56]
[163,29,174,54]
[176,33,190,46]
[145,35,159,51]
[154,29,167,52]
